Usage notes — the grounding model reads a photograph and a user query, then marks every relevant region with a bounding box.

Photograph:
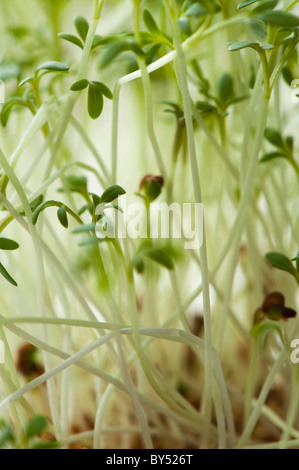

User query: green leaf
[285,136,294,152]
[78,203,93,216]
[58,33,84,49]
[261,44,274,49]
[99,41,127,68]
[178,16,191,35]
[249,18,267,39]
[99,40,145,69]
[258,11,299,27]
[185,3,209,16]
[0,263,17,287]
[57,205,68,228]
[229,41,273,53]
[91,82,113,99]
[264,127,284,148]
[73,223,96,234]
[18,76,34,87]
[74,16,89,42]
[32,202,49,225]
[157,99,183,115]
[266,252,298,279]
[145,43,162,65]
[132,254,145,274]
[24,415,48,440]
[259,151,287,163]
[218,73,234,102]
[78,237,108,247]
[70,79,89,91]
[0,98,29,127]
[31,441,60,449]
[100,185,126,204]
[196,101,216,112]
[58,175,88,196]
[228,41,259,51]
[32,200,60,225]
[0,422,14,448]
[0,63,21,81]
[237,0,259,9]
[143,247,174,270]
[0,238,19,250]
[29,195,44,213]
[88,83,104,120]
[37,61,70,73]
[251,0,278,13]
[227,95,249,106]
[91,35,104,49]
[20,195,44,216]
[143,9,160,35]
[89,192,101,209]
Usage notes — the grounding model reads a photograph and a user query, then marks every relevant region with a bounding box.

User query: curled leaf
[57,205,68,228]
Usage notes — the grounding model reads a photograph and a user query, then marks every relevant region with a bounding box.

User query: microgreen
[70,79,113,119]
[0,0,299,451]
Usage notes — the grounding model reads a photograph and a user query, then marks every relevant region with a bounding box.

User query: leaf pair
[196,72,248,116]
[178,1,221,35]
[1,61,69,128]
[70,79,113,120]
[73,185,126,247]
[143,9,172,47]
[19,61,70,89]
[1,415,58,449]
[238,0,299,28]
[58,15,103,51]
[133,241,176,273]
[99,38,145,69]
[260,127,295,167]
[0,237,19,286]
